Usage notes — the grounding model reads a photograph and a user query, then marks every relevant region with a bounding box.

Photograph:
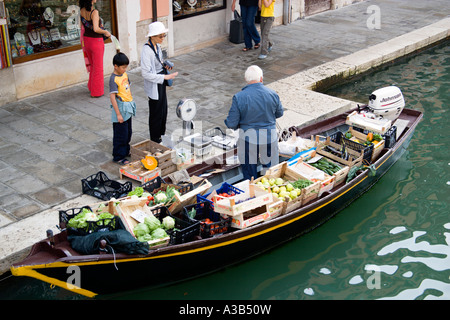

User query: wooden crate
[115,198,170,247]
[130,139,178,176]
[347,127,385,162]
[213,180,273,217]
[169,179,212,214]
[227,200,286,229]
[260,162,321,205]
[289,161,335,197]
[304,157,350,190]
[314,136,364,168]
[119,160,161,184]
[253,162,305,212]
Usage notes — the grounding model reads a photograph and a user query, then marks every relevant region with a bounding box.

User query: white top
[141,43,165,100]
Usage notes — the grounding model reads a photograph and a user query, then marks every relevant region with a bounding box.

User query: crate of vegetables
[314,135,364,169]
[59,206,121,236]
[212,180,273,217]
[151,206,200,245]
[288,160,335,198]
[344,127,385,162]
[117,198,200,247]
[253,162,306,212]
[330,131,374,164]
[196,182,244,209]
[307,157,350,187]
[183,201,231,238]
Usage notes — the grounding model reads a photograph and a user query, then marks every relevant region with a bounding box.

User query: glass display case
[4,0,115,63]
[173,0,225,20]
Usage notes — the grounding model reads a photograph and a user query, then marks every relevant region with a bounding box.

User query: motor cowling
[368,86,405,121]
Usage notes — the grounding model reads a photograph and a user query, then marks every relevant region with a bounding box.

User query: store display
[174,0,225,20]
[3,0,114,61]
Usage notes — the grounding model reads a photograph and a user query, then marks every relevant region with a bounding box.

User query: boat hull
[10,108,421,298]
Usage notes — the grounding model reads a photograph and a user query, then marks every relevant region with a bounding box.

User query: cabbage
[133,222,150,237]
[137,234,153,242]
[151,228,168,239]
[67,208,97,229]
[144,214,161,231]
[128,187,144,197]
[162,216,175,229]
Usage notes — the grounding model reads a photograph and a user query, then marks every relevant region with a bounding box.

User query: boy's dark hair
[113,52,129,67]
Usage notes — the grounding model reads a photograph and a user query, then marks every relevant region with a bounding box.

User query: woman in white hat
[141,21,178,143]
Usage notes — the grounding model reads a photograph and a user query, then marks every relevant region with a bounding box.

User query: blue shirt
[225,82,283,143]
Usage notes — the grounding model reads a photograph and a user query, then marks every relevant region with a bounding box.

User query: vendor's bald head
[245,65,263,84]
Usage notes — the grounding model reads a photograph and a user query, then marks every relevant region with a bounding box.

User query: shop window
[4,0,116,64]
[173,0,225,20]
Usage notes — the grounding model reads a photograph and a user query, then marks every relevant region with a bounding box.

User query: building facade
[0,0,363,106]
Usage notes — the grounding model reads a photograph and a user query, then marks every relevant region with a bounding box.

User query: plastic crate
[353,125,397,149]
[142,176,194,196]
[182,201,232,238]
[81,171,132,201]
[59,206,122,236]
[196,182,244,207]
[330,131,374,164]
[150,206,200,245]
[383,125,397,148]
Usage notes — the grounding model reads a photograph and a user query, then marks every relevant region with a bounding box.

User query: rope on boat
[107,245,119,271]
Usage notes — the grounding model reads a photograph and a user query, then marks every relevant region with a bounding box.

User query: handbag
[146,43,173,87]
[229,11,244,44]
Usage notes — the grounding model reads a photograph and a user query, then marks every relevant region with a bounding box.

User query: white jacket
[141,42,165,100]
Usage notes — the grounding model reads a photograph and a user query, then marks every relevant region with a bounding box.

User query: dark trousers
[241,5,261,49]
[239,138,278,181]
[148,82,168,143]
[112,117,132,161]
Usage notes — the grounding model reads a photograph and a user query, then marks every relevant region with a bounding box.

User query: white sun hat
[146,21,169,37]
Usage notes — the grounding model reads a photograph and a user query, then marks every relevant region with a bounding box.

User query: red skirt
[83,36,105,97]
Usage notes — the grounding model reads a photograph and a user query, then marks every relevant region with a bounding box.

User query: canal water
[0,41,448,300]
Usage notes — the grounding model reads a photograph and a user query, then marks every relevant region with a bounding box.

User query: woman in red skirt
[80,0,111,97]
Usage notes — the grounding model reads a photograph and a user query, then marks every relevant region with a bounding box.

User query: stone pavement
[0,0,449,267]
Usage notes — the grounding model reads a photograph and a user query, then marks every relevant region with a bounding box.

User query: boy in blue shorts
[109,52,136,164]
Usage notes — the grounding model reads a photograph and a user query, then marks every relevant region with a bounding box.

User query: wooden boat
[9,107,423,298]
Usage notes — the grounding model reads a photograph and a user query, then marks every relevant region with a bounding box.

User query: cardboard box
[130,139,178,176]
[119,160,161,184]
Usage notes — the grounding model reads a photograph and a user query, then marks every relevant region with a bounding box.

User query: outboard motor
[367,86,405,121]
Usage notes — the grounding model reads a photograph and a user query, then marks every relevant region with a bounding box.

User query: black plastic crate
[81,171,132,201]
[182,201,232,238]
[142,176,193,196]
[59,206,122,236]
[330,131,373,164]
[383,125,397,148]
[150,206,200,245]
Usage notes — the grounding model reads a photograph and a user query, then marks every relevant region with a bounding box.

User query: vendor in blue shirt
[225,65,284,180]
